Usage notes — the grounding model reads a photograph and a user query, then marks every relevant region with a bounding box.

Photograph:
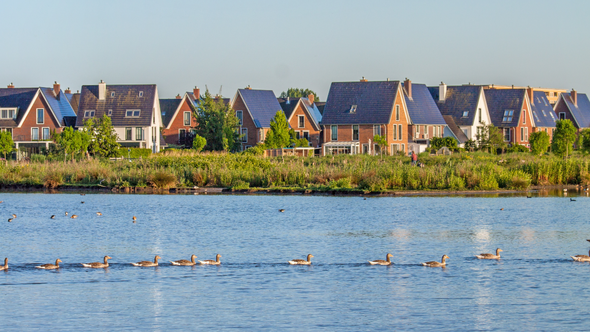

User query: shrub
[506,144,529,153]
[31,154,46,163]
[231,179,250,190]
[149,170,176,188]
[44,171,63,188]
[117,148,152,159]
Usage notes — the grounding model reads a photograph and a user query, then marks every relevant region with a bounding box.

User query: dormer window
[462,111,469,117]
[84,110,95,118]
[110,92,115,97]
[139,91,144,97]
[502,110,514,122]
[349,105,357,113]
[108,109,113,116]
[0,108,17,119]
[126,110,141,118]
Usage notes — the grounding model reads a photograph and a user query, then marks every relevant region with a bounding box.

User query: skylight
[532,111,540,122]
[350,105,357,113]
[541,109,547,117]
[502,110,514,122]
[462,111,469,117]
[125,110,141,117]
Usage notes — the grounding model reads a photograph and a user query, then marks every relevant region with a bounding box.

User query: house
[230,87,283,151]
[76,81,162,152]
[64,87,80,114]
[484,88,534,147]
[528,89,557,139]
[278,95,323,148]
[402,79,447,153]
[428,84,492,143]
[480,84,565,105]
[553,89,590,134]
[160,93,197,147]
[320,78,409,155]
[0,82,77,154]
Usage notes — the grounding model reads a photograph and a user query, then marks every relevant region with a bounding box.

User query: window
[349,105,357,113]
[504,128,511,142]
[395,105,400,121]
[391,144,399,155]
[108,109,113,116]
[462,111,469,117]
[331,125,338,141]
[554,92,558,97]
[549,112,556,121]
[139,91,144,97]
[541,109,547,117]
[110,92,115,97]
[303,131,310,141]
[424,125,429,139]
[398,124,402,140]
[502,110,514,122]
[463,129,468,136]
[136,127,143,140]
[241,128,248,143]
[84,110,95,118]
[296,115,305,128]
[352,125,359,141]
[183,111,191,126]
[126,110,141,117]
[125,127,132,140]
[236,110,243,125]
[559,112,566,120]
[179,128,186,140]
[36,108,44,124]
[478,108,482,123]
[0,108,16,119]
[31,128,39,140]
[525,127,528,141]
[373,125,381,137]
[42,128,50,140]
[415,125,419,137]
[5,128,12,136]
[393,124,397,140]
[522,110,526,124]
[521,127,524,142]
[296,131,301,139]
[532,111,540,123]
[401,144,405,153]
[362,144,369,154]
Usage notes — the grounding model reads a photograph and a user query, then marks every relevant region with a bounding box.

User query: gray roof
[561,92,590,128]
[321,81,400,125]
[530,91,556,128]
[40,88,77,125]
[402,83,446,125]
[278,97,322,130]
[239,89,282,128]
[76,84,157,127]
[443,115,468,144]
[483,89,526,128]
[0,87,76,127]
[428,85,481,126]
[159,99,183,128]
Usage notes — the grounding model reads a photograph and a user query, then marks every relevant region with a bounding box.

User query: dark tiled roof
[159,99,183,128]
[484,89,526,128]
[402,83,446,125]
[530,91,556,128]
[561,92,590,128]
[239,89,282,128]
[278,97,301,119]
[429,85,481,126]
[76,84,157,127]
[0,88,38,126]
[321,81,400,125]
[315,102,326,115]
[66,93,80,113]
[443,115,468,143]
[278,97,322,130]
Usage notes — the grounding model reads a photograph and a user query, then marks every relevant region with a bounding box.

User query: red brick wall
[554,100,576,128]
[289,102,321,147]
[385,88,409,154]
[514,101,534,147]
[13,94,62,142]
[162,98,196,145]
[233,93,262,150]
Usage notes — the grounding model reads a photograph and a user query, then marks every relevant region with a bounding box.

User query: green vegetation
[265,111,291,148]
[194,90,240,152]
[279,88,319,102]
[54,127,92,161]
[552,119,577,159]
[0,131,15,161]
[579,129,590,154]
[529,131,551,156]
[476,124,506,153]
[192,134,207,152]
[84,115,120,158]
[430,137,458,151]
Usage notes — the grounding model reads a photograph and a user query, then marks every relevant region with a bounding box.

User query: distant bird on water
[11,214,16,218]
[132,216,137,223]
[171,254,197,266]
[65,212,68,216]
[80,193,85,196]
[289,254,313,265]
[71,215,78,219]
[369,253,394,266]
[131,255,160,267]
[81,256,111,268]
[0,258,7,271]
[198,254,221,265]
[571,198,576,202]
[96,212,102,216]
[500,208,504,211]
[7,218,12,222]
[81,201,85,204]
[36,259,62,270]
[0,201,3,203]
[526,195,532,198]
[50,215,55,219]
[279,209,285,213]
[476,248,503,260]
[572,250,590,262]
[422,255,449,267]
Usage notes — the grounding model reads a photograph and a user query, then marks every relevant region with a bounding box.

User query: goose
[96,212,102,216]
[0,258,7,271]
[572,250,590,262]
[369,253,394,266]
[279,209,285,213]
[132,216,137,222]
[81,201,85,204]
[500,208,504,211]
[476,248,503,260]
[171,255,197,266]
[0,201,3,203]
[81,256,112,268]
[198,254,221,265]
[80,193,85,196]
[50,215,55,219]
[289,254,314,265]
[422,255,449,267]
[65,212,68,216]
[71,215,78,219]
[131,255,161,267]
[571,198,577,202]
[11,214,16,218]
[7,218,12,222]
[36,259,62,270]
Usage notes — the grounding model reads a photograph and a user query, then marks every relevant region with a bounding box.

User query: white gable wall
[459,90,492,141]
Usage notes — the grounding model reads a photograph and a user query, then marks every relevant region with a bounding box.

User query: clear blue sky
[2,0,589,100]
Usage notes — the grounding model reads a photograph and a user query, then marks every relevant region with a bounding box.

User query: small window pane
[184,112,191,126]
[136,127,143,140]
[37,109,44,124]
[331,125,338,141]
[31,128,39,140]
[42,128,50,140]
[125,127,132,140]
[133,110,140,117]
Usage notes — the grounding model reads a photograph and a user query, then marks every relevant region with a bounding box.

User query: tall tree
[265,111,291,148]
[552,119,577,159]
[195,90,240,152]
[529,131,550,156]
[373,135,388,159]
[476,124,506,154]
[280,88,319,102]
[0,131,15,162]
[84,115,120,158]
[579,128,590,154]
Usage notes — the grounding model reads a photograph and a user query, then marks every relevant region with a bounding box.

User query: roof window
[139,91,144,97]
[532,111,540,123]
[108,109,113,116]
[84,110,95,118]
[502,110,514,122]
[462,111,469,117]
[0,108,17,119]
[541,109,547,117]
[110,92,115,97]
[349,105,357,113]
[125,110,141,118]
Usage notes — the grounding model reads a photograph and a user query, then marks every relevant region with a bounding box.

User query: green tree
[192,134,207,152]
[477,124,507,154]
[280,88,319,102]
[464,139,476,152]
[265,110,291,149]
[430,137,458,151]
[373,135,387,159]
[195,90,240,152]
[529,131,550,156]
[0,131,15,161]
[552,119,577,159]
[54,127,76,161]
[84,115,120,158]
[579,129,590,154]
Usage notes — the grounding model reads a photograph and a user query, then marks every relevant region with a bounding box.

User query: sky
[2,0,589,100]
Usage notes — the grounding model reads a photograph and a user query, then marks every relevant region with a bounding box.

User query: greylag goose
[7,218,12,222]
[96,212,102,216]
[131,255,160,267]
[369,253,394,266]
[289,254,314,265]
[572,250,590,262]
[71,215,78,219]
[198,254,221,265]
[11,214,16,218]
[132,216,137,223]
[36,259,62,270]
[65,212,68,216]
[0,258,7,271]
[476,248,503,260]
[279,209,285,213]
[50,215,55,219]
[81,256,112,268]
[171,255,197,266]
[422,255,449,267]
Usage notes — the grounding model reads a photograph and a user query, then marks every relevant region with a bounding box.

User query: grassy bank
[1,151,590,192]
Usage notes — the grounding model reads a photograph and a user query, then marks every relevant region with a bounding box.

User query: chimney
[308,93,315,104]
[404,78,412,98]
[245,85,252,90]
[193,86,200,100]
[439,82,447,102]
[7,82,14,89]
[65,87,71,94]
[527,87,534,105]
[176,94,181,99]
[98,80,106,100]
[571,89,578,106]
[360,77,368,82]
[53,81,60,97]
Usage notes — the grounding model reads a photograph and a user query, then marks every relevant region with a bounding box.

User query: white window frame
[525,127,529,141]
[298,115,305,128]
[559,112,566,120]
[391,143,399,155]
[84,110,96,118]
[236,110,243,126]
[139,91,144,97]
[522,109,526,124]
[393,124,397,140]
[42,127,50,140]
[183,111,191,126]
[504,128,511,142]
[31,127,39,140]
[178,128,186,140]
[395,105,400,121]
[331,125,338,141]
[0,108,17,119]
[107,109,112,116]
[373,125,381,137]
[135,127,143,141]
[398,124,402,140]
[352,125,359,141]
[242,127,248,143]
[424,125,429,139]
[110,92,115,97]
[302,131,310,142]
[462,111,469,117]
[126,110,141,118]
[36,108,44,124]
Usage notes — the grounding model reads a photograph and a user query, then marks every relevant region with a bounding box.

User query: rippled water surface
[1,193,590,331]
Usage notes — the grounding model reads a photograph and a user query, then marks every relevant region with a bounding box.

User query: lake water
[1,192,589,331]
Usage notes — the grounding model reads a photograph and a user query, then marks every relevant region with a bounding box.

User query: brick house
[160,92,197,147]
[230,88,283,151]
[76,81,162,152]
[278,95,323,148]
[484,88,534,147]
[528,89,557,140]
[320,79,410,155]
[553,89,590,134]
[0,82,76,154]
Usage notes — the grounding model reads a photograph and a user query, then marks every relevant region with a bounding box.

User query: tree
[54,127,76,161]
[552,119,577,159]
[464,139,476,152]
[476,124,506,154]
[0,131,15,161]
[265,110,291,148]
[579,129,590,154]
[280,88,319,102]
[373,135,387,159]
[195,90,240,152]
[430,137,458,151]
[84,115,120,158]
[529,131,550,156]
[192,134,207,152]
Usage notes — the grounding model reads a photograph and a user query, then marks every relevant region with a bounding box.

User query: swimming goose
[476,248,503,260]
[11,214,16,218]
[96,212,102,216]
[289,254,314,265]
[71,215,78,219]
[0,258,7,271]
[422,255,449,267]
[198,254,221,265]
[7,218,12,222]
[131,255,161,267]
[50,215,55,219]
[572,250,590,262]
[171,254,197,266]
[571,198,576,202]
[132,216,137,222]
[65,212,68,216]
[36,259,62,270]
[279,209,285,213]
[369,253,394,266]
[81,201,85,204]
[81,256,112,268]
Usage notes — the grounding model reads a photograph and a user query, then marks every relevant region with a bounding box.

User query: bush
[243,144,265,156]
[44,171,63,188]
[231,179,250,190]
[31,154,46,163]
[506,144,529,153]
[117,148,152,159]
[148,170,176,188]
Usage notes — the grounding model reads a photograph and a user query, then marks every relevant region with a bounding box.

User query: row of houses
[0,79,587,156]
